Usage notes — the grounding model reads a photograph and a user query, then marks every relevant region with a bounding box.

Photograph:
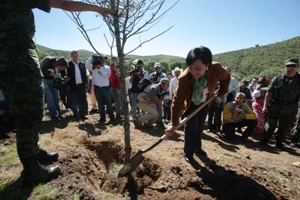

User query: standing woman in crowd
[252,76,270,134]
[165,46,230,163]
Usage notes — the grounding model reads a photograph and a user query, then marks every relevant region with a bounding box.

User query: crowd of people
[205,58,300,152]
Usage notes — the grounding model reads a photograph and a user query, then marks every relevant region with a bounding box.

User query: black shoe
[109,118,117,123]
[276,141,284,150]
[184,154,195,164]
[90,108,98,113]
[241,135,249,143]
[99,118,106,123]
[38,148,59,162]
[237,127,243,133]
[258,138,268,145]
[195,148,207,156]
[58,115,64,119]
[80,116,88,121]
[51,116,60,120]
[20,155,60,185]
[0,133,10,139]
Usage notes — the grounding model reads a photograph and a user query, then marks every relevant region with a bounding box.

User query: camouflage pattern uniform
[264,74,300,142]
[0,0,50,158]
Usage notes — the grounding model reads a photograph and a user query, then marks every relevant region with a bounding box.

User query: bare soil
[1,108,300,200]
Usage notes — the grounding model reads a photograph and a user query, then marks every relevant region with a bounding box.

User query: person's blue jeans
[42,78,61,118]
[110,87,121,117]
[184,102,209,157]
[156,101,163,125]
[69,84,87,119]
[223,119,258,139]
[94,86,114,120]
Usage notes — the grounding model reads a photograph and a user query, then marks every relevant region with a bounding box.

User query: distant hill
[36,44,184,62]
[36,45,95,61]
[37,36,300,78]
[213,36,300,80]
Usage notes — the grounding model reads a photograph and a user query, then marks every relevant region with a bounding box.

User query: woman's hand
[164,125,176,138]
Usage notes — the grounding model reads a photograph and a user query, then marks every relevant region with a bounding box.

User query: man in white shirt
[225,67,239,103]
[86,55,115,123]
[169,67,181,100]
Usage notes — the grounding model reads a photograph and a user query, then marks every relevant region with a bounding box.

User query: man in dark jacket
[67,51,90,121]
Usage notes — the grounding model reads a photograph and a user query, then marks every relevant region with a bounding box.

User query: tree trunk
[112,0,131,162]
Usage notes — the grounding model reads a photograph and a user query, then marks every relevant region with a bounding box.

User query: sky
[33,0,300,58]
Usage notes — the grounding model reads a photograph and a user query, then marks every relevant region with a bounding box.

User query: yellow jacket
[223,102,257,121]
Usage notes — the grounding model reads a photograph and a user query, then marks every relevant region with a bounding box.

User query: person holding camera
[135,78,170,128]
[149,62,167,127]
[130,60,147,121]
[223,92,257,140]
[40,56,70,120]
[86,54,115,123]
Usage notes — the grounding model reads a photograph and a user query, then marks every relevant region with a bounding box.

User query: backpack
[136,78,153,93]
[224,101,247,124]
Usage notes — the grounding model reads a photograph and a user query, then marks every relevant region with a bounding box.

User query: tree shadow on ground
[189,155,277,200]
[40,116,73,134]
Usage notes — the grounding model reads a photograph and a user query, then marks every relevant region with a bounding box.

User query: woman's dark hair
[186,46,212,67]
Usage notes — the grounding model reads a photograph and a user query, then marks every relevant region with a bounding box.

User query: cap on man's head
[160,78,169,84]
[154,62,162,68]
[137,60,144,65]
[174,67,181,71]
[55,57,68,67]
[285,58,299,66]
[111,56,118,61]
[242,80,249,86]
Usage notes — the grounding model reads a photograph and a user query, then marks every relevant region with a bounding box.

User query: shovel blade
[118,150,145,177]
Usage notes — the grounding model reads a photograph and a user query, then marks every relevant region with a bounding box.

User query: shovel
[118,95,215,177]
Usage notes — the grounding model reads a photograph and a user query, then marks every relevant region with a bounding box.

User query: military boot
[38,148,59,162]
[20,154,61,185]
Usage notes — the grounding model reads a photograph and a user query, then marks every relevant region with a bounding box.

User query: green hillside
[36,45,95,61]
[36,35,300,78]
[214,36,300,80]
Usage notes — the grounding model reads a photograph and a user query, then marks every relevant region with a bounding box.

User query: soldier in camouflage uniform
[259,59,300,150]
[0,0,114,185]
